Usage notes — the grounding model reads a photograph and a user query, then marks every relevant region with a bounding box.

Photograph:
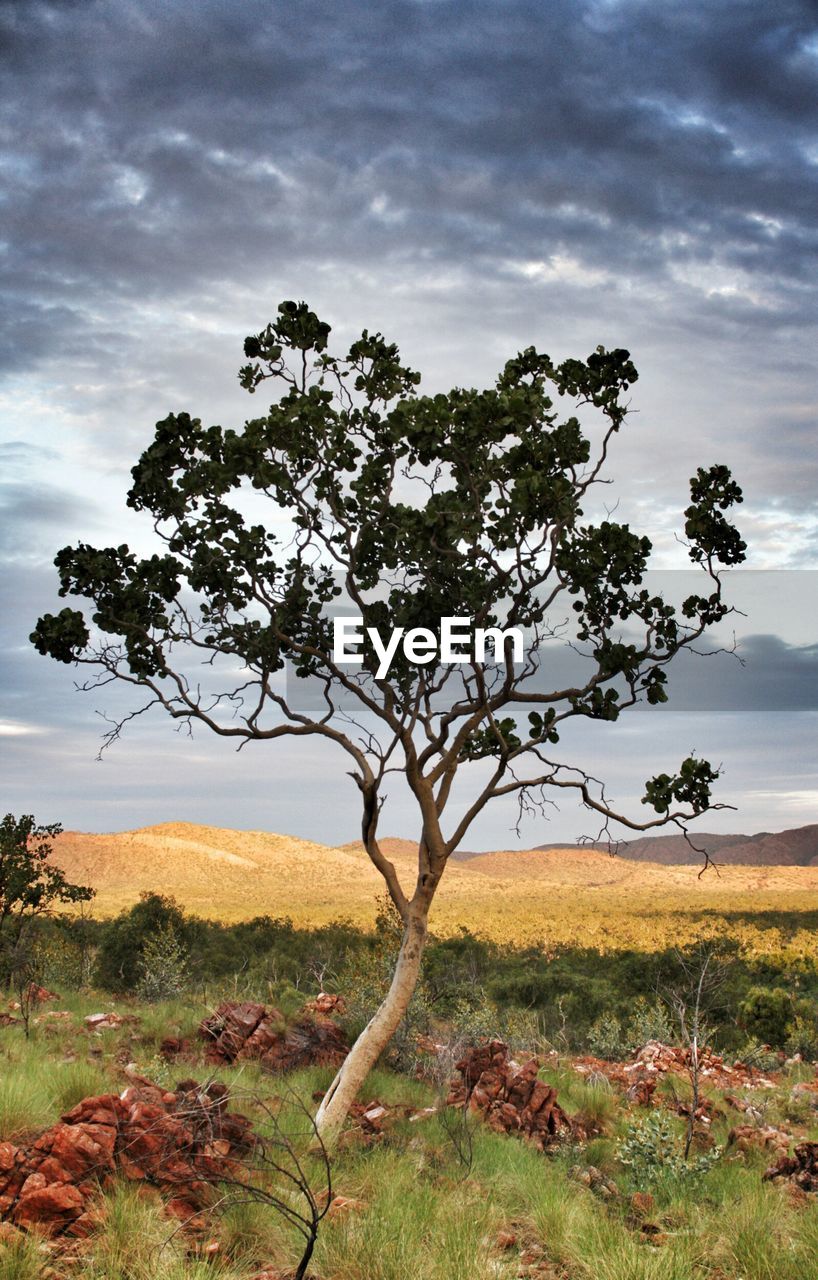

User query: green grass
[0,1066,54,1140]
[0,1028,118,1138]
[0,1232,46,1280]
[3,993,818,1278]
[311,1144,497,1280]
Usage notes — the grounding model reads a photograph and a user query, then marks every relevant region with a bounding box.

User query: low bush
[617,1111,720,1189]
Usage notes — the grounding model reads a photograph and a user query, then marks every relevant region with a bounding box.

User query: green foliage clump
[739,985,794,1043]
[617,1111,720,1188]
[626,995,675,1048]
[588,997,675,1058]
[94,893,195,992]
[734,1038,782,1072]
[0,813,94,983]
[785,1011,818,1060]
[136,922,189,1001]
[587,1011,626,1059]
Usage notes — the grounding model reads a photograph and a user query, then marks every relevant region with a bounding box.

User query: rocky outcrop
[447,1041,570,1149]
[0,1080,253,1238]
[763,1141,818,1192]
[199,1001,347,1072]
[303,992,346,1017]
[574,1040,778,1095]
[261,1015,348,1072]
[199,1001,280,1061]
[728,1124,792,1159]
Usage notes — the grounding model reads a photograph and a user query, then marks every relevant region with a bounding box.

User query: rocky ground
[2,990,818,1278]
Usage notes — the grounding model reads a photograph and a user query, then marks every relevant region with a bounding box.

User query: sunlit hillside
[49,822,818,955]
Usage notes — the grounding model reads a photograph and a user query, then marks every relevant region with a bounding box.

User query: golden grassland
[52,822,818,957]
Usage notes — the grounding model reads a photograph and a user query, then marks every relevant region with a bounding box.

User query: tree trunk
[313,907,428,1150]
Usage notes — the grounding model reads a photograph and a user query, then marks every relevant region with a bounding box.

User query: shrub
[587,1012,626,1060]
[32,931,89,990]
[95,893,192,991]
[738,986,794,1047]
[136,923,189,1001]
[617,1111,720,1187]
[625,995,674,1050]
[734,1038,781,1072]
[785,1009,818,1061]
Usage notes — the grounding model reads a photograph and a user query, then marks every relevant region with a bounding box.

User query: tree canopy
[0,813,94,979]
[32,303,744,873]
[31,300,745,1141]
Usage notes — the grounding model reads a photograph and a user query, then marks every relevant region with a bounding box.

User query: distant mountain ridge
[534,824,818,867]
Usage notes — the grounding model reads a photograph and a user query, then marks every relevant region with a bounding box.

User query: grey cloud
[1,0,817,840]
[660,634,818,711]
[0,481,98,558]
[282,632,818,718]
[2,1,817,339]
[0,442,59,466]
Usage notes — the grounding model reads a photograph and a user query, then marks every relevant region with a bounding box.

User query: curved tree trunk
[313,906,428,1150]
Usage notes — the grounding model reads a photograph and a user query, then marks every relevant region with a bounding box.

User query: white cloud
[0,719,44,737]
[508,254,610,288]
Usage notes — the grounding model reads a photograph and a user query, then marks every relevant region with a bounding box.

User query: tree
[31,300,745,1146]
[0,813,95,984]
[667,946,730,1160]
[94,891,191,992]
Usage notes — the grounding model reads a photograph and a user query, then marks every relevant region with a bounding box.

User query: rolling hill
[47,820,818,950]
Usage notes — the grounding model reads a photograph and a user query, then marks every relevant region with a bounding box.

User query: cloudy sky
[1,0,817,848]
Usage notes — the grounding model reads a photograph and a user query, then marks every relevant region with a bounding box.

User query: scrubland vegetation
[1,893,818,1277]
[63,892,818,1059]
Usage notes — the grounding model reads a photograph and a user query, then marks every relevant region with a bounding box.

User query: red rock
[0,1078,256,1240]
[237,1013,286,1060]
[763,1142,818,1192]
[626,1077,657,1106]
[449,1043,571,1149]
[13,1183,85,1233]
[347,1099,392,1138]
[199,1002,268,1061]
[25,984,58,1004]
[159,1036,190,1058]
[327,1194,366,1218]
[728,1125,791,1157]
[260,1015,348,1073]
[84,1012,124,1030]
[19,1173,47,1196]
[62,1095,124,1128]
[573,1042,778,1093]
[631,1191,656,1219]
[37,1122,117,1184]
[200,1000,348,1074]
[117,1153,147,1181]
[204,1139,231,1159]
[304,992,346,1016]
[65,1203,107,1239]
